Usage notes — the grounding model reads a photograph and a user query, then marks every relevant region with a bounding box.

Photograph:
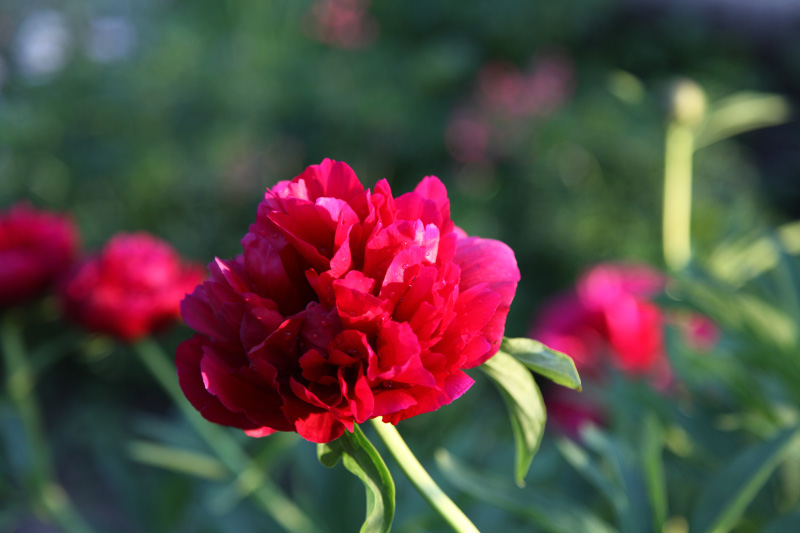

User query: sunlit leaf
[436,449,618,533]
[480,350,546,486]
[695,91,791,149]
[317,426,395,533]
[500,337,582,391]
[691,426,800,533]
[707,221,800,286]
[126,440,227,480]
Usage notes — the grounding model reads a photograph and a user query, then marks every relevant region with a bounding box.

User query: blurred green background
[2,0,800,531]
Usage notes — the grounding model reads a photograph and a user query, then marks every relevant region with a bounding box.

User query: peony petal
[199,345,291,431]
[372,321,436,387]
[241,232,309,315]
[175,337,261,430]
[340,365,374,424]
[295,159,365,202]
[372,389,418,417]
[333,273,391,332]
[244,427,278,438]
[181,288,229,341]
[284,403,347,443]
[454,236,520,297]
[453,236,520,367]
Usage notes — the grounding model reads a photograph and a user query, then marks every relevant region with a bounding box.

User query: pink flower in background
[60,233,204,341]
[445,51,574,163]
[177,159,520,443]
[531,262,670,434]
[0,203,78,307]
[478,54,573,119]
[533,262,669,381]
[305,0,378,50]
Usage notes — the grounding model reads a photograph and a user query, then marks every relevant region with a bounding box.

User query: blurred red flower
[533,262,670,383]
[0,203,78,307]
[531,263,671,435]
[60,233,204,341]
[177,159,520,443]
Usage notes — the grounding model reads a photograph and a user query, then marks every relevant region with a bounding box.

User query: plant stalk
[133,337,318,533]
[662,120,695,271]
[370,418,480,533]
[1,313,94,533]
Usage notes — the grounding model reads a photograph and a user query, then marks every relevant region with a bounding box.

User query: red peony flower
[0,203,78,307]
[60,233,204,341]
[177,159,520,443]
[531,263,669,435]
[532,262,669,382]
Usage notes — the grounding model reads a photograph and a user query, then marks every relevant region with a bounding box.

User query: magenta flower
[177,159,520,443]
[0,203,78,308]
[533,262,669,382]
[60,233,204,341]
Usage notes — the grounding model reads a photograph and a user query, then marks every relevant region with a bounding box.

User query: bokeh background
[2,1,800,531]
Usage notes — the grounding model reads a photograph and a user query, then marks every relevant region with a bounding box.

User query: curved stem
[132,338,318,533]
[1,313,94,533]
[370,419,480,533]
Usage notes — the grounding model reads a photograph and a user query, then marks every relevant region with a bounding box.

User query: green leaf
[695,91,791,149]
[436,449,618,533]
[316,426,395,533]
[480,350,547,486]
[640,414,667,531]
[126,440,227,480]
[691,426,800,533]
[500,337,582,391]
[581,426,652,533]
[556,437,623,506]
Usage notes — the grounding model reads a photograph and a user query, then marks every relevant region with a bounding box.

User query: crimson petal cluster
[177,159,520,443]
[60,233,205,341]
[0,203,78,308]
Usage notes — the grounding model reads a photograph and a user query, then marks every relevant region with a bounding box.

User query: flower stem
[370,419,480,533]
[1,313,94,533]
[662,114,696,271]
[132,337,318,533]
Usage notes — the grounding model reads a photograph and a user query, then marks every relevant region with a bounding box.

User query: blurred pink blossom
[478,54,573,119]
[305,0,378,50]
[445,52,574,163]
[531,262,720,435]
[533,263,669,383]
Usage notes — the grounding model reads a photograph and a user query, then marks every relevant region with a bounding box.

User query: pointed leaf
[480,350,546,486]
[500,337,582,391]
[691,425,800,533]
[696,91,790,149]
[582,426,652,533]
[640,414,668,531]
[436,449,618,533]
[317,426,395,533]
[126,440,226,480]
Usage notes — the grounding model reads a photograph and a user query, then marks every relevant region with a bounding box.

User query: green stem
[370,419,480,533]
[662,120,695,271]
[132,338,318,533]
[1,313,94,533]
